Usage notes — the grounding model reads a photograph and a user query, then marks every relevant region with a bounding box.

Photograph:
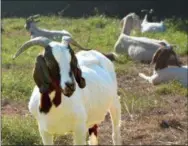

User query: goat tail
[103,52,119,62]
[138,73,151,82]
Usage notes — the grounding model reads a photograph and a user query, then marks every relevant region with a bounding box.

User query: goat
[139,47,188,87]
[120,13,141,31]
[140,9,154,22]
[13,36,122,145]
[25,14,72,42]
[114,13,175,62]
[141,10,166,33]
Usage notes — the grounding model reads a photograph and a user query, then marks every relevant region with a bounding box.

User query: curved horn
[13,37,51,59]
[62,36,91,51]
[32,14,40,19]
[27,14,40,21]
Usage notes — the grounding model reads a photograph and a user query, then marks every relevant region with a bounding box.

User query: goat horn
[32,14,40,18]
[13,37,51,59]
[62,36,90,51]
[27,14,40,21]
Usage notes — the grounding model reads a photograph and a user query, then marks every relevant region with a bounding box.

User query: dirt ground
[1,56,188,145]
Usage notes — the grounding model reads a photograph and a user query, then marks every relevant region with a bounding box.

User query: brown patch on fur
[69,45,86,88]
[33,46,61,113]
[39,92,52,113]
[151,47,181,70]
[89,124,98,137]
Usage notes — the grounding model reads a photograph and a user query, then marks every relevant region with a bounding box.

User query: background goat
[114,13,177,63]
[13,36,122,145]
[139,47,188,87]
[141,9,166,33]
[25,14,72,42]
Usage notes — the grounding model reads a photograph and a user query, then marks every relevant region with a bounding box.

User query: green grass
[2,115,41,145]
[2,15,188,145]
[2,115,73,145]
[155,80,188,97]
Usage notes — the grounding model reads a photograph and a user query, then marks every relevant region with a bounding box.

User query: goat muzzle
[61,82,76,97]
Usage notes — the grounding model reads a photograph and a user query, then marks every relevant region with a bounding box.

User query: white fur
[139,65,188,87]
[115,13,170,62]
[88,133,98,145]
[141,14,166,33]
[28,40,121,145]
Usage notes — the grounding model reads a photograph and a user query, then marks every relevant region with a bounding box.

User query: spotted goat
[139,46,188,87]
[13,36,122,145]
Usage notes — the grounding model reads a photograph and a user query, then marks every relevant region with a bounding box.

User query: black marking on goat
[39,92,52,113]
[33,45,62,114]
[151,47,181,71]
[69,45,86,89]
[44,45,62,107]
[88,124,98,137]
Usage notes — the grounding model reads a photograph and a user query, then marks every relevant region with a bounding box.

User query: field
[1,15,188,145]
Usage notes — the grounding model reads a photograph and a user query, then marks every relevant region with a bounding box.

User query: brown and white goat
[139,47,188,87]
[13,36,121,145]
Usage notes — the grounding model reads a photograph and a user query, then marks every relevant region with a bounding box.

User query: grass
[155,80,188,97]
[1,14,188,145]
[2,115,41,145]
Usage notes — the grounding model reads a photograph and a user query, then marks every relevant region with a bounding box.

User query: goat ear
[73,66,86,88]
[33,55,52,93]
[69,48,86,88]
[170,50,182,67]
[151,48,163,65]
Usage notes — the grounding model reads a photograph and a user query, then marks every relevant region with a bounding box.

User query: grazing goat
[139,47,188,87]
[115,13,173,62]
[13,36,122,145]
[141,11,166,33]
[25,14,72,42]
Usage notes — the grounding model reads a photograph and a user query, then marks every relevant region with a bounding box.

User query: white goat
[141,13,166,33]
[115,13,172,62]
[25,15,72,42]
[139,47,188,87]
[13,36,122,145]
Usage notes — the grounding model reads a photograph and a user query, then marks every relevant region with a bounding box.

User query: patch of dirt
[1,99,29,116]
[98,96,187,145]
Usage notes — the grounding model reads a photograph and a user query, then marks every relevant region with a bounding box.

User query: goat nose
[65,82,75,91]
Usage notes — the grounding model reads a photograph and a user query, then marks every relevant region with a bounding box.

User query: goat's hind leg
[109,96,122,145]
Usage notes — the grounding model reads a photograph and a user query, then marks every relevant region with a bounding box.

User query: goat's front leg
[39,129,53,145]
[73,123,87,145]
